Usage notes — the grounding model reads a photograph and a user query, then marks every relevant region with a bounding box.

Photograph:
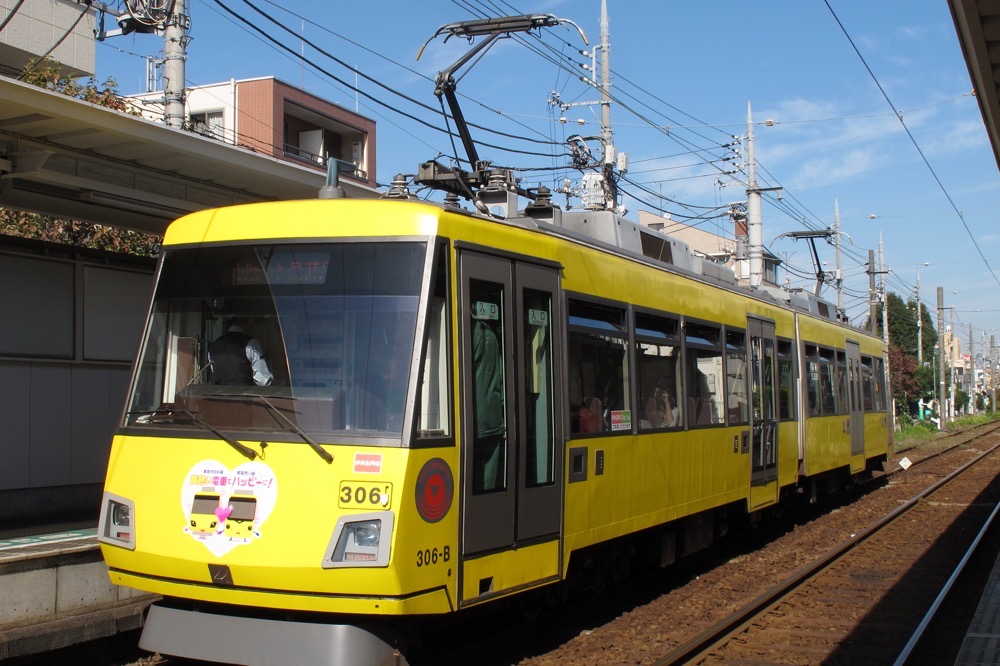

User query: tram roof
[0,76,377,236]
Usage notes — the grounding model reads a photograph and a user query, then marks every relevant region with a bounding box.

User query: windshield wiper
[241,393,334,464]
[193,392,334,464]
[129,405,258,461]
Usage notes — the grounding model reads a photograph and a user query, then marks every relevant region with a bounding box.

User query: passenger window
[836,351,849,416]
[684,322,724,426]
[567,300,629,436]
[861,357,875,412]
[725,329,749,425]
[873,358,886,411]
[635,312,682,431]
[805,344,820,417]
[777,339,795,421]
[819,347,836,415]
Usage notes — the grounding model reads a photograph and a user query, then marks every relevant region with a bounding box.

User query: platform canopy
[950,0,1000,174]
[0,76,377,236]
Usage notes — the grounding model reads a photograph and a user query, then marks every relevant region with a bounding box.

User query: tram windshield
[125,241,428,441]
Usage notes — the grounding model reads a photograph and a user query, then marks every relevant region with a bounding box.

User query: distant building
[0,0,95,77]
[637,210,782,287]
[129,77,377,188]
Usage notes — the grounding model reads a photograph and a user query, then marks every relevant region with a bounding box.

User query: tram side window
[568,300,630,436]
[777,339,795,420]
[861,356,875,411]
[874,358,887,411]
[634,312,682,431]
[684,322,724,426]
[835,351,849,416]
[819,347,837,415]
[416,244,451,438]
[805,344,820,417]
[725,329,749,425]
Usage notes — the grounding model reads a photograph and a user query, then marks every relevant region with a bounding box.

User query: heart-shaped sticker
[181,459,278,557]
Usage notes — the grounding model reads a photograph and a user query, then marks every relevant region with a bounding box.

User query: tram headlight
[97,492,136,550]
[322,511,394,568]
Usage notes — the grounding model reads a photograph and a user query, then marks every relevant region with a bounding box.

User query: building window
[190,110,225,141]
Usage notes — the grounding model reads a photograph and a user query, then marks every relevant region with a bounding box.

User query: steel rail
[653,436,1000,666]
[893,499,1000,665]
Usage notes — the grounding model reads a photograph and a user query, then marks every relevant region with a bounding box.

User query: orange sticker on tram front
[353,453,383,474]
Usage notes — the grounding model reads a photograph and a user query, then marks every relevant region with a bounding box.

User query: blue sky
[95,1,1000,359]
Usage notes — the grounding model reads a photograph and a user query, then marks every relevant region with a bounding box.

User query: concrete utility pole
[992,334,996,413]
[970,323,976,415]
[950,307,956,421]
[834,199,844,319]
[163,0,189,128]
[879,235,888,345]
[879,235,893,429]
[916,265,924,365]
[746,103,763,287]
[868,250,877,334]
[598,0,617,213]
[937,287,946,429]
[599,0,612,164]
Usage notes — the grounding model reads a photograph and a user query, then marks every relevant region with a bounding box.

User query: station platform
[0,524,156,661]
[955,548,1000,665]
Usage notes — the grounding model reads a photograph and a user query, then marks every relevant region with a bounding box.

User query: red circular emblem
[414,458,453,523]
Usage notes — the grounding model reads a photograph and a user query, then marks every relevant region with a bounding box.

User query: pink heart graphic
[215,506,233,523]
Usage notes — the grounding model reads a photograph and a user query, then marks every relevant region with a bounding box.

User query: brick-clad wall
[234,79,280,158]
[234,78,376,186]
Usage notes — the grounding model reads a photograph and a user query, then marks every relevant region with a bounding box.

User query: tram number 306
[338,482,392,509]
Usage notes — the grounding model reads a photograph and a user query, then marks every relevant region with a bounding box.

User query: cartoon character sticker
[181,460,278,558]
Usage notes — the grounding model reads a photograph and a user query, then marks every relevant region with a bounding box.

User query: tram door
[748,318,778,493]
[846,341,865,468]
[458,250,563,559]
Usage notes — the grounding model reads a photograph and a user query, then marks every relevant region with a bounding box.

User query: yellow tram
[97,190,888,664]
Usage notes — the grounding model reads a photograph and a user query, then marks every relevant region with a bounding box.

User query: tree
[888,343,920,405]
[877,291,940,413]
[1,58,160,257]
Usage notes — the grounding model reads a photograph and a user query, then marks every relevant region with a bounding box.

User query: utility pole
[949,307,956,421]
[992,334,996,413]
[879,235,893,429]
[598,0,617,212]
[937,287,946,429]
[916,267,923,365]
[879,235,888,345]
[868,250,877,334]
[970,323,976,415]
[834,199,844,319]
[746,103,763,287]
[163,0,189,128]
[550,3,619,212]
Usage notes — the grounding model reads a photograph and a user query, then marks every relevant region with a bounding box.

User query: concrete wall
[0,237,154,524]
[0,0,96,76]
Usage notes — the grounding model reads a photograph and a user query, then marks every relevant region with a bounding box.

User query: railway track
[653,426,1000,665]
